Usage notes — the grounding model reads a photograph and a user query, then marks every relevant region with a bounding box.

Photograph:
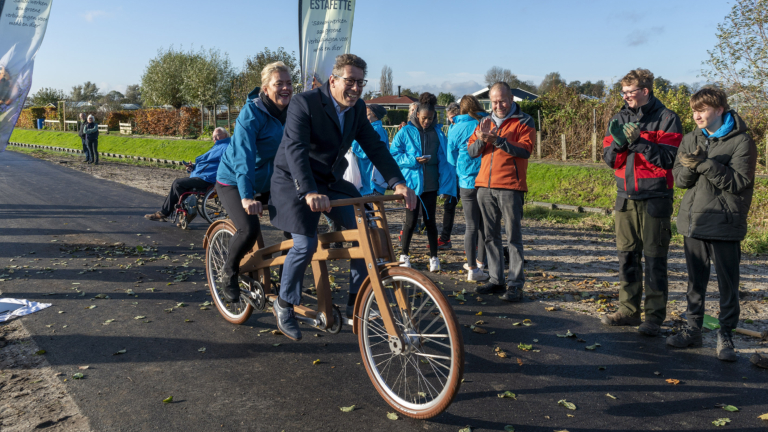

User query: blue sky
[30,0,732,97]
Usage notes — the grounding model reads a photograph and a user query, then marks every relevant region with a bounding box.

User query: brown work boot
[144,211,167,222]
[750,354,768,369]
[638,321,661,336]
[600,311,641,326]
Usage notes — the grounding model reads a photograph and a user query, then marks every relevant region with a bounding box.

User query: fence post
[561,134,567,162]
[537,110,542,159]
[765,135,768,171]
[592,108,597,163]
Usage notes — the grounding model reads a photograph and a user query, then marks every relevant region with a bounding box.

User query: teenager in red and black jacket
[600,68,683,336]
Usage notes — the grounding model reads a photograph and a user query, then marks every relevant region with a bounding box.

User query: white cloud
[82,10,108,22]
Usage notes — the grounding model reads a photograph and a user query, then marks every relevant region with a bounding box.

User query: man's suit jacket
[269,82,404,236]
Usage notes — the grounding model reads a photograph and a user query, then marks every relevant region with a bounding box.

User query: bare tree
[379,65,393,96]
[485,66,516,87]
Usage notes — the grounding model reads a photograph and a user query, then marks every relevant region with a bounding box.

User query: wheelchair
[171,185,227,229]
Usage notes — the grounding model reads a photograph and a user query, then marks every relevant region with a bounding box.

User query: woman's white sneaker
[429,256,440,272]
[399,254,411,268]
[463,261,485,271]
[467,267,489,281]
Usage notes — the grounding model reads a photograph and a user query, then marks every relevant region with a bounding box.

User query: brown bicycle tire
[205,222,253,325]
[357,267,464,419]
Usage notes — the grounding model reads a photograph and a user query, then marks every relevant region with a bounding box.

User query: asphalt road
[1,150,767,432]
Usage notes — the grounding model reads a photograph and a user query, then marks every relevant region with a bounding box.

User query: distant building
[463,86,539,111]
[364,95,418,111]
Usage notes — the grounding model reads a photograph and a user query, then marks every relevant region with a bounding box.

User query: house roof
[365,95,418,105]
[471,86,539,101]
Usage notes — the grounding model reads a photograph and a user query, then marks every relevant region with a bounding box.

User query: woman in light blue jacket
[351,103,389,196]
[214,61,293,302]
[447,95,490,282]
[390,92,456,272]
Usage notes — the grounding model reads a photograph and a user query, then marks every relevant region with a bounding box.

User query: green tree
[362,90,380,100]
[538,72,567,94]
[141,46,192,109]
[230,47,299,106]
[124,85,141,105]
[379,65,393,96]
[70,81,100,102]
[29,87,65,106]
[653,76,673,93]
[181,47,232,110]
[400,88,419,98]
[437,92,456,106]
[484,66,538,94]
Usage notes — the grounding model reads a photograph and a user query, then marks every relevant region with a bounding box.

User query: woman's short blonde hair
[87,115,95,122]
[261,61,291,89]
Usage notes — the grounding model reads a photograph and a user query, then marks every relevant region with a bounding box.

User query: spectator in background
[438,102,462,250]
[352,103,389,196]
[600,68,682,336]
[468,82,534,302]
[83,115,99,165]
[448,95,489,281]
[215,61,294,303]
[77,113,90,163]
[399,102,418,130]
[144,128,230,223]
[667,87,757,362]
[391,92,456,272]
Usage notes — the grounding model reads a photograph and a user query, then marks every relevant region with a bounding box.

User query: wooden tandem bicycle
[202,194,464,418]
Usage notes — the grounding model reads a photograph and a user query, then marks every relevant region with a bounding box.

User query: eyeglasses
[333,75,367,88]
[621,88,643,97]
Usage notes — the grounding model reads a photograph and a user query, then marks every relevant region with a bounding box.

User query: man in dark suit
[268,54,416,341]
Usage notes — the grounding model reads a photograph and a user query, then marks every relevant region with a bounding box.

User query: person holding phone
[390,92,457,272]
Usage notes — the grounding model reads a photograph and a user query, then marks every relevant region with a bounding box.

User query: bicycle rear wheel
[205,222,253,324]
[201,188,227,224]
[357,267,463,419]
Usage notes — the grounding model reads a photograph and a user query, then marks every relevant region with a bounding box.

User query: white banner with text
[298,0,355,91]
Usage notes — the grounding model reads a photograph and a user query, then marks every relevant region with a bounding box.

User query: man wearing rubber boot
[666,88,757,362]
[601,69,682,336]
[268,54,416,341]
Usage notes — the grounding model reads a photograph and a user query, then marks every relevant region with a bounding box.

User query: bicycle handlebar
[329,194,404,208]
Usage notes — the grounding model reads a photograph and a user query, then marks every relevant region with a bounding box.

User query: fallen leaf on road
[78,366,89,370]
[163,396,173,404]
[34,350,46,355]
[533,339,539,343]
[585,343,601,350]
[718,404,739,412]
[458,427,472,432]
[339,405,356,412]
[558,399,576,410]
[554,430,569,432]
[557,330,576,338]
[58,311,64,314]
[522,319,532,326]
[504,426,515,432]
[654,371,661,376]
[517,343,532,351]
[386,412,398,420]
[474,320,485,325]
[759,413,768,421]
[176,302,186,307]
[73,373,84,379]
[497,391,516,399]
[472,327,487,334]
[606,393,617,400]
[666,379,680,385]
[94,294,109,299]
[113,349,126,355]
[545,306,560,311]
[517,358,523,366]
[712,418,730,427]
[134,316,146,320]
[272,343,281,347]
[313,359,321,365]
[271,330,283,336]
[86,305,96,309]
[475,311,482,316]
[198,347,206,353]
[598,366,606,370]
[494,347,508,358]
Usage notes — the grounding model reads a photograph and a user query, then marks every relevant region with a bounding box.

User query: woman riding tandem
[448,95,490,281]
[215,61,293,301]
[390,92,457,272]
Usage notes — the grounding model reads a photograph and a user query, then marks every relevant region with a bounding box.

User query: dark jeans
[160,177,212,216]
[86,140,98,163]
[216,184,270,279]
[81,136,90,161]
[683,237,741,333]
[439,179,460,241]
[460,187,486,266]
[614,198,671,324]
[402,191,438,256]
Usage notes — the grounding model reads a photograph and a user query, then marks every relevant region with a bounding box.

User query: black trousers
[86,140,99,164]
[684,236,741,333]
[81,136,90,161]
[403,191,438,256]
[160,177,212,216]
[439,178,461,241]
[216,184,271,279]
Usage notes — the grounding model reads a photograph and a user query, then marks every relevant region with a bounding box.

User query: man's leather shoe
[475,282,505,295]
[273,300,302,341]
[220,274,240,303]
[500,286,523,302]
[638,321,661,336]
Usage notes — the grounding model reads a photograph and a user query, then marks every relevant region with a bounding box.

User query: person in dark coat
[83,115,99,165]
[268,54,416,341]
[666,87,757,362]
[77,113,90,163]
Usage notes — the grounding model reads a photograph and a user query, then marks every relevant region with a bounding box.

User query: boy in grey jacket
[667,87,757,362]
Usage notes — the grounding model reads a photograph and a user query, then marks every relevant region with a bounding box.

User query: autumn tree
[379,65,393,96]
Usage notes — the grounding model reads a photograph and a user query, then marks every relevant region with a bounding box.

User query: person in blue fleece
[144,127,230,223]
[352,103,389,196]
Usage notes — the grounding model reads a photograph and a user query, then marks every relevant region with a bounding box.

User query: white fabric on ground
[0,298,52,322]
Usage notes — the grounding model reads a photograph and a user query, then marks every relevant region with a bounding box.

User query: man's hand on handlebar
[394,183,417,211]
[305,192,331,212]
[241,198,263,216]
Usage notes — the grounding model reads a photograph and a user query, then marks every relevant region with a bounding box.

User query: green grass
[526,163,616,208]
[10,129,212,162]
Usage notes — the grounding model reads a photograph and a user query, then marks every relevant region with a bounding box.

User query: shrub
[133,107,201,137]
[383,109,408,126]
[104,111,135,130]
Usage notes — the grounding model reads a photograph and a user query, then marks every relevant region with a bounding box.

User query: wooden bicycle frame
[236,195,410,342]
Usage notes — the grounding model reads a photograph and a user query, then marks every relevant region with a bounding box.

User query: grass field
[9,129,212,162]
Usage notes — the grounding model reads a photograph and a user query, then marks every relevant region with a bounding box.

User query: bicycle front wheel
[357,267,464,419]
[205,222,253,324]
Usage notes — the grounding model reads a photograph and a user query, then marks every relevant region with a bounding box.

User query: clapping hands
[478,117,498,144]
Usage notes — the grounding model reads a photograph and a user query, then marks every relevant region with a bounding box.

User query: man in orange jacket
[467,82,536,301]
